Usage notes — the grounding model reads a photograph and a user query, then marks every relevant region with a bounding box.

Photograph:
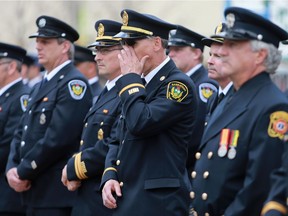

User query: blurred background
[1,0,288,91]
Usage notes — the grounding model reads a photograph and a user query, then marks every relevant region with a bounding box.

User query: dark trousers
[26,207,72,216]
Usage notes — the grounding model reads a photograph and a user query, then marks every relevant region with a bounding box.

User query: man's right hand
[6,167,31,192]
[102,179,122,209]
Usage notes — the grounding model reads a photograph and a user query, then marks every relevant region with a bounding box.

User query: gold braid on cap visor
[95,36,121,41]
[121,26,153,36]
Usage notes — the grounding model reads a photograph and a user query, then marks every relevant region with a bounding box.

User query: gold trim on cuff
[261,201,287,215]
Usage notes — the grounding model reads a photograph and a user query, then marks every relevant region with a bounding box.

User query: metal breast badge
[40,113,46,125]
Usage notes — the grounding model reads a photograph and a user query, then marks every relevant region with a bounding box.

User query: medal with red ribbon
[227,130,239,159]
[218,128,230,157]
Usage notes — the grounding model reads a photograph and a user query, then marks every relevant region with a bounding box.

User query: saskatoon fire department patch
[268,111,288,139]
[68,80,87,100]
[166,81,188,102]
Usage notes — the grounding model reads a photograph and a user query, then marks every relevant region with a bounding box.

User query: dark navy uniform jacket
[90,79,103,103]
[102,59,198,216]
[262,135,288,216]
[6,63,92,208]
[66,86,121,216]
[191,72,288,215]
[0,80,30,213]
[187,65,218,171]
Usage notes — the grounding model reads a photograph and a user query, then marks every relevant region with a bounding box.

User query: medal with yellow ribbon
[227,130,239,159]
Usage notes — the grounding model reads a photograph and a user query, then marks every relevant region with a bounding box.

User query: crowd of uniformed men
[1,6,288,216]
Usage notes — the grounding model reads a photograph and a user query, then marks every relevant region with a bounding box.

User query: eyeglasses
[92,47,122,55]
[0,61,11,66]
[121,36,153,47]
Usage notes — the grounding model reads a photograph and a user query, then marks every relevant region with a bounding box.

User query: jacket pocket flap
[144,178,180,189]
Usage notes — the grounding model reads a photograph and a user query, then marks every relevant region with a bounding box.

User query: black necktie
[217,93,225,104]
[39,78,48,89]
[97,86,108,101]
[141,78,146,86]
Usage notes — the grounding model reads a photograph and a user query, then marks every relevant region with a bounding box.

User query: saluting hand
[6,167,31,192]
[102,179,122,209]
[118,45,149,76]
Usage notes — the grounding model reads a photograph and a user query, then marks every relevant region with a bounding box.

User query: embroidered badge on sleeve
[268,111,288,139]
[20,94,29,112]
[68,80,87,100]
[199,83,218,103]
[166,81,188,102]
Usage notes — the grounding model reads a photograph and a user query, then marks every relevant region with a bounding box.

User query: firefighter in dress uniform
[6,15,92,216]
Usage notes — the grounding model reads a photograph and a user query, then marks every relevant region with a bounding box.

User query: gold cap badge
[122,11,128,26]
[98,23,104,37]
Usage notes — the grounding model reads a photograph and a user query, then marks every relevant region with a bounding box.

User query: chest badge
[98,128,104,140]
[40,113,46,125]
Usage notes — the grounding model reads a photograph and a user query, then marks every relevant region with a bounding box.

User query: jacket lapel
[145,59,175,100]
[29,64,72,106]
[190,65,206,84]
[84,87,118,121]
[200,73,269,149]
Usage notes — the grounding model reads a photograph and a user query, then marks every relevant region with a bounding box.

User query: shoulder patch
[68,80,87,100]
[268,111,288,139]
[198,83,218,103]
[20,94,29,112]
[166,81,188,102]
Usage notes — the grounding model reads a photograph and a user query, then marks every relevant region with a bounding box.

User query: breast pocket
[32,101,56,131]
[91,112,117,140]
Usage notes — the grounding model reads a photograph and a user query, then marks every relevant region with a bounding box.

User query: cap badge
[61,33,66,37]
[98,23,104,37]
[122,11,128,26]
[226,13,235,28]
[38,18,46,28]
[215,23,223,34]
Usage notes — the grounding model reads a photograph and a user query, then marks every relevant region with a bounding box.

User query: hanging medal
[218,128,230,157]
[228,130,239,159]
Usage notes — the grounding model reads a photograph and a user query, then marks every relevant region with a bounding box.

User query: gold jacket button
[119,182,124,187]
[195,152,201,160]
[205,213,210,216]
[191,171,197,179]
[202,193,208,200]
[100,121,104,126]
[85,122,88,127]
[80,140,84,145]
[203,171,209,179]
[116,160,121,166]
[189,191,195,199]
[207,151,213,159]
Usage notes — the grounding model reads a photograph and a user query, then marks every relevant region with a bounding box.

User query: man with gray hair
[6,15,92,216]
[190,7,288,215]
